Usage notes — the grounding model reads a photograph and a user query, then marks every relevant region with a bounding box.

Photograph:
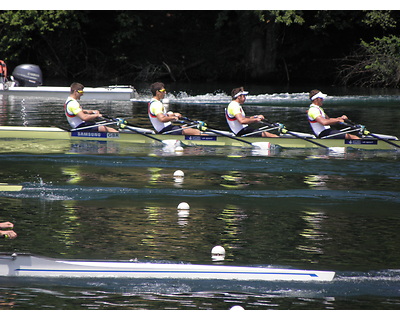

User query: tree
[339,11,400,87]
[0,11,87,78]
[340,35,400,87]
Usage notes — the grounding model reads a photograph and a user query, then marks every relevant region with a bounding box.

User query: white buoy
[230,306,245,311]
[173,170,184,177]
[177,202,190,210]
[211,245,226,261]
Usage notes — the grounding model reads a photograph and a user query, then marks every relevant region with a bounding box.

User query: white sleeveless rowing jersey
[225,101,248,135]
[64,97,84,128]
[307,104,330,137]
[148,98,171,133]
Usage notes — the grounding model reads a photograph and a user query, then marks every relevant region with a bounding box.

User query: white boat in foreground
[0,253,335,282]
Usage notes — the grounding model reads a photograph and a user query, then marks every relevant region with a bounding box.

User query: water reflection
[297,210,329,260]
[217,204,247,258]
[58,201,80,253]
[304,175,329,190]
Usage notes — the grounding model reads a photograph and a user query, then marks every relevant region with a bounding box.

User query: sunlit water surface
[0,86,399,310]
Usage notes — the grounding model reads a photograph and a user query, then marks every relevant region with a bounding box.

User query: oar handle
[0,228,13,239]
[343,119,370,135]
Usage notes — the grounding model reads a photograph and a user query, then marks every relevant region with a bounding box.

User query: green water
[0,90,399,310]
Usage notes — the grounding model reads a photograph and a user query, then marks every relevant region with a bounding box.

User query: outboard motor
[12,64,43,87]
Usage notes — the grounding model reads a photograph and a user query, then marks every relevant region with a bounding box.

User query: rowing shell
[0,126,398,150]
[0,253,335,282]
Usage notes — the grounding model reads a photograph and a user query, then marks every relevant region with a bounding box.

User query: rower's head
[231,87,249,102]
[70,82,84,99]
[150,82,166,98]
[309,89,327,105]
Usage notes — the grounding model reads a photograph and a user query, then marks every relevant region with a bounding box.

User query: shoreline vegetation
[1,10,400,88]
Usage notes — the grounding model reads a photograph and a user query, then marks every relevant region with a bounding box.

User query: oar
[179,117,272,149]
[344,120,400,149]
[105,117,183,148]
[261,121,329,149]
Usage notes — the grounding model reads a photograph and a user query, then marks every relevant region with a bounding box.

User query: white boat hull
[0,85,136,101]
[0,253,335,282]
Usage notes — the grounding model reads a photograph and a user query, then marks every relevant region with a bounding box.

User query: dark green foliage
[1,10,399,87]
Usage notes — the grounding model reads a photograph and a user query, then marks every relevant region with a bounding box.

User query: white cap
[310,91,327,101]
[233,91,249,99]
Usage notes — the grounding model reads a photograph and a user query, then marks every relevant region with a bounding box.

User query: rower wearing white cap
[225,87,278,137]
[307,89,360,139]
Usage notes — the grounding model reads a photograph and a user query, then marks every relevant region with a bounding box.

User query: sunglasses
[158,89,166,92]
[76,90,84,94]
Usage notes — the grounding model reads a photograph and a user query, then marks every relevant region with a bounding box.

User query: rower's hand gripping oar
[179,117,272,149]
[261,121,329,149]
[344,120,400,149]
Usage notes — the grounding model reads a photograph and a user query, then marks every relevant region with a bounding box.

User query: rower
[225,87,279,138]
[148,82,206,135]
[64,82,118,132]
[307,89,360,139]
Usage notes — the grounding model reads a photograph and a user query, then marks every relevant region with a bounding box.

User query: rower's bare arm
[235,113,263,124]
[315,115,347,126]
[83,109,100,114]
[156,113,180,123]
[77,110,102,121]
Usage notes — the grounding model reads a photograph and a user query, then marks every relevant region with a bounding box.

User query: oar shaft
[180,117,254,146]
[206,128,254,146]
[262,121,328,149]
[103,117,165,144]
[284,130,329,148]
[123,124,165,144]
